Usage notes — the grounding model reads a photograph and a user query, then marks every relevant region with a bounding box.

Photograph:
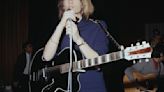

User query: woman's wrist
[58,20,66,28]
[76,38,85,46]
[57,22,65,29]
[78,41,86,47]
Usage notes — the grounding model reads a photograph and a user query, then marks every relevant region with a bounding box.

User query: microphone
[65,9,79,35]
[66,17,79,35]
[66,18,73,35]
[65,9,79,24]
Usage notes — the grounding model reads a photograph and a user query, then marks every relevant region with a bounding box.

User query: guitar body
[41,72,80,92]
[30,42,152,92]
[31,48,82,92]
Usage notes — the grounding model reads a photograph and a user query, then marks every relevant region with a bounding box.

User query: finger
[65,10,76,21]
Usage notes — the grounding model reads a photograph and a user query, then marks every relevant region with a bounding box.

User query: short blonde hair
[58,0,94,19]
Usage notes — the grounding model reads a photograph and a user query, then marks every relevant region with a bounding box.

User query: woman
[42,0,109,92]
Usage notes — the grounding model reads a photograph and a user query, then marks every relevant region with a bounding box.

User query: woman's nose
[69,0,73,4]
[69,0,73,9]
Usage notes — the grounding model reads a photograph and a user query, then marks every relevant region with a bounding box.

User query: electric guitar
[33,41,152,92]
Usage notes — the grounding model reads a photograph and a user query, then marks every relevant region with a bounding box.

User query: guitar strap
[94,19,122,51]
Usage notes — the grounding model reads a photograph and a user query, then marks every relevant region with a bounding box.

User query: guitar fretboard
[60,51,123,73]
[43,46,152,74]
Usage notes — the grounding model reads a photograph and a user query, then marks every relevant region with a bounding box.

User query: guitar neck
[60,50,124,73]
[39,42,152,76]
[42,43,152,74]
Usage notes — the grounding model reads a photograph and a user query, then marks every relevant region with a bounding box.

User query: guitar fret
[91,59,95,66]
[77,61,81,69]
[101,55,106,63]
[114,51,121,61]
[117,52,121,60]
[85,59,89,68]
[119,51,123,59]
[109,54,113,62]
[94,58,98,65]
[74,61,80,70]
[98,56,102,64]
[106,54,111,63]
[116,52,119,60]
[88,59,92,66]
[80,60,84,68]
[111,53,115,61]
[115,52,119,60]
[82,60,85,68]
[111,52,119,61]
[73,62,77,70]
[113,54,116,60]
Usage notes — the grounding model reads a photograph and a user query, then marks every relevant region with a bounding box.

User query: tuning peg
[120,45,124,50]
[145,58,149,62]
[136,42,140,46]
[133,60,136,64]
[142,41,146,45]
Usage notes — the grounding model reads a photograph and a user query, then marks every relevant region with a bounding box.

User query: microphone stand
[66,19,73,92]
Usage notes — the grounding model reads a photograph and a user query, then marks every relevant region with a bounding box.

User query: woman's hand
[60,10,83,45]
[59,10,76,27]
[66,20,84,45]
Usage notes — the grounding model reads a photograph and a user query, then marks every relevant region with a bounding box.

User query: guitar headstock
[124,41,152,61]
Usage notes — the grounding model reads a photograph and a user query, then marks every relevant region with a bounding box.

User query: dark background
[29,0,164,50]
[0,0,164,84]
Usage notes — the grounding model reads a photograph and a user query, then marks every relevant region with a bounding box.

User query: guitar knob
[142,41,146,45]
[131,44,134,47]
[136,42,140,46]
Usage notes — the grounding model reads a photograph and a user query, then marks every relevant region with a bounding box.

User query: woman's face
[63,0,83,15]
